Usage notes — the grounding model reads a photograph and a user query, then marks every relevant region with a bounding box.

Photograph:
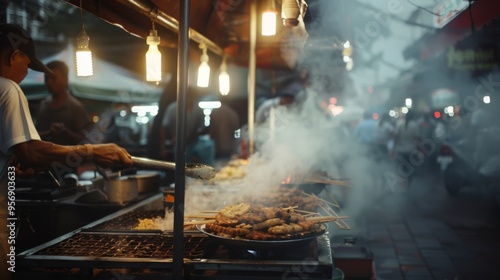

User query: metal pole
[173,0,190,278]
[248,0,257,155]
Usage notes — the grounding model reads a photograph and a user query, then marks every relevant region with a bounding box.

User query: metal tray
[196,224,327,250]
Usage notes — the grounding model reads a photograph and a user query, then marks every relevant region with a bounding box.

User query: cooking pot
[133,170,161,194]
[100,170,161,204]
[103,175,139,204]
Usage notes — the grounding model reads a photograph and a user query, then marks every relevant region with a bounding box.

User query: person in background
[372,113,395,159]
[209,94,240,164]
[36,60,92,145]
[159,86,207,163]
[0,24,133,279]
[354,111,377,147]
[391,109,421,187]
[255,82,300,125]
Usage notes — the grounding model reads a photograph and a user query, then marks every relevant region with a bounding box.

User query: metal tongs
[130,156,216,180]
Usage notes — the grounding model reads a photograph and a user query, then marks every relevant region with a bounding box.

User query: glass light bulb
[219,71,230,95]
[197,61,210,88]
[146,44,162,82]
[76,48,93,76]
[262,10,277,36]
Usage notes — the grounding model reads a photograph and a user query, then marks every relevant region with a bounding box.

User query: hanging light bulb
[219,56,230,95]
[76,0,93,76]
[281,0,301,27]
[197,43,210,88]
[262,1,277,36]
[146,20,162,83]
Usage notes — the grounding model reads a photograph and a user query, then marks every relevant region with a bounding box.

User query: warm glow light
[146,28,161,83]
[197,61,210,87]
[219,57,230,95]
[262,10,277,36]
[197,44,210,88]
[219,71,230,95]
[329,105,344,116]
[76,48,93,76]
[75,30,93,76]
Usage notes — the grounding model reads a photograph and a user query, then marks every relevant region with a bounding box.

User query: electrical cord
[467,0,476,35]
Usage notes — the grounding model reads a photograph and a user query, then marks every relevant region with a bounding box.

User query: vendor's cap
[0,23,52,74]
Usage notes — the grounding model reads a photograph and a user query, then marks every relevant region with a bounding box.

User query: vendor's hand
[50,122,66,136]
[14,163,35,178]
[92,143,133,168]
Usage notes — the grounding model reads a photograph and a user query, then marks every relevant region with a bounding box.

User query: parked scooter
[438,127,500,214]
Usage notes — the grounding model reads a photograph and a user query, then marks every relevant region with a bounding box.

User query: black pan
[196,224,327,250]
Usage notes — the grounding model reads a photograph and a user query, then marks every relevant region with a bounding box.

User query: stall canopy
[20,44,163,103]
[63,0,309,70]
[403,0,500,61]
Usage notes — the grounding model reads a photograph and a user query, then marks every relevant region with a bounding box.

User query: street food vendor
[0,23,132,279]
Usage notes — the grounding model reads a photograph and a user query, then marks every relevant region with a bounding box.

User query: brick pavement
[328,177,500,280]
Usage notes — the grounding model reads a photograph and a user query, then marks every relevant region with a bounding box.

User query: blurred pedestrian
[209,95,240,163]
[159,86,211,163]
[354,111,377,147]
[36,60,92,145]
[391,110,422,187]
[373,113,395,160]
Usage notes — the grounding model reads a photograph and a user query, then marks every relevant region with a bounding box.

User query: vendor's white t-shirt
[0,77,40,179]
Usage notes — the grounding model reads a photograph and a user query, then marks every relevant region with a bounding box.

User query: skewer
[306,216,349,223]
[303,177,350,187]
[185,214,216,219]
[184,219,216,226]
[302,213,318,217]
[294,209,319,215]
[302,191,340,209]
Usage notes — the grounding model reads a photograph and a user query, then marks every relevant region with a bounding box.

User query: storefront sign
[447,46,498,71]
[433,0,469,28]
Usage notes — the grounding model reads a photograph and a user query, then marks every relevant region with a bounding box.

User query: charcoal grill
[16,194,336,280]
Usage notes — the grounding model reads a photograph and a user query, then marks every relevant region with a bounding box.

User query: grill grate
[90,210,165,230]
[34,232,215,259]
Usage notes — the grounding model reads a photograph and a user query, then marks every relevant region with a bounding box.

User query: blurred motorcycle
[438,127,500,214]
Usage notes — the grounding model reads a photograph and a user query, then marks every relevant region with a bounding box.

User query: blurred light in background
[131,105,159,116]
[197,44,210,88]
[483,95,490,104]
[405,98,412,108]
[198,101,221,109]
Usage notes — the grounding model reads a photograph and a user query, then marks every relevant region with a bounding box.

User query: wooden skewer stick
[185,214,216,219]
[300,191,340,208]
[294,209,319,215]
[306,216,349,223]
[303,177,350,186]
[184,219,217,226]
